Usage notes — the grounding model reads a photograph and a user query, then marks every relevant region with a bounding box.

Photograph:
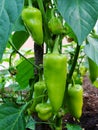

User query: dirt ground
[63,75,98,130]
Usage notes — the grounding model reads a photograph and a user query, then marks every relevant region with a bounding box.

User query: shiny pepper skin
[67,84,83,119]
[48,17,65,35]
[44,36,67,112]
[88,57,98,83]
[31,81,46,112]
[35,103,52,121]
[44,54,67,112]
[22,7,43,45]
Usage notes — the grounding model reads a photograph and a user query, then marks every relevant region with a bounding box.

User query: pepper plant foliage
[0,103,26,130]
[0,0,98,130]
[58,0,98,45]
[0,0,24,60]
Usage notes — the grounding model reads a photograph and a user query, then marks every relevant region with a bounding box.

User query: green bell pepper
[35,103,52,121]
[43,36,67,112]
[48,8,65,35]
[48,17,65,35]
[22,6,43,45]
[67,84,83,119]
[30,80,46,112]
[88,57,98,82]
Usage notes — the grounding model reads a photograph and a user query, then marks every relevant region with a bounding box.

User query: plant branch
[66,43,81,87]
[37,0,52,49]
[37,0,45,17]
[9,50,15,67]
[28,0,32,7]
[9,40,40,70]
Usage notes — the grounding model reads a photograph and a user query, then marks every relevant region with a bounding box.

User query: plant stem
[53,35,60,53]
[28,0,32,7]
[38,65,43,81]
[37,0,52,50]
[37,0,45,17]
[63,43,81,108]
[51,8,56,18]
[55,116,62,130]
[36,0,47,28]
[9,50,15,67]
[66,43,81,87]
[9,39,39,70]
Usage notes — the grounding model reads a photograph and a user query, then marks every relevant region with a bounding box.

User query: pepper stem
[51,8,56,18]
[72,77,75,87]
[66,43,81,87]
[38,64,43,81]
[28,0,32,7]
[55,116,62,130]
[53,35,60,54]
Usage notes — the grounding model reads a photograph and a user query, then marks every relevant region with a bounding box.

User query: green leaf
[26,117,35,130]
[66,123,82,130]
[84,36,98,65]
[0,0,24,60]
[0,103,26,130]
[57,0,98,44]
[13,16,26,32]
[16,58,34,89]
[12,31,29,50]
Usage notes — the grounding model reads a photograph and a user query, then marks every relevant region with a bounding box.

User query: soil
[63,75,98,130]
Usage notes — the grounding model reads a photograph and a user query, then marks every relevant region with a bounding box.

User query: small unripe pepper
[21,6,43,45]
[48,9,65,35]
[88,57,98,82]
[55,126,62,130]
[67,84,83,119]
[31,80,46,112]
[35,103,52,121]
[43,36,67,112]
[48,17,65,35]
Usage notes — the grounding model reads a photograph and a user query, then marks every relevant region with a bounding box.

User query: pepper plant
[0,0,98,130]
